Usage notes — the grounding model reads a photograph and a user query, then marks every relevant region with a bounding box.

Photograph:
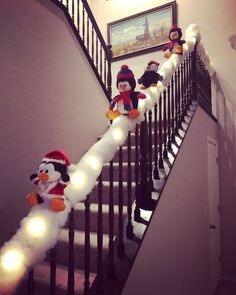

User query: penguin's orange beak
[39,172,49,182]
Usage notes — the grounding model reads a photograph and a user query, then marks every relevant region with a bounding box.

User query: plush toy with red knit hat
[27,150,71,212]
[163,25,185,58]
[138,60,163,89]
[106,65,146,120]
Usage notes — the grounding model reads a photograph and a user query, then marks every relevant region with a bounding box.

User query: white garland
[0,24,214,294]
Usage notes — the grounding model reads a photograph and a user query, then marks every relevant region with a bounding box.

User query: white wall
[0,0,109,246]
[90,0,236,280]
[122,107,217,295]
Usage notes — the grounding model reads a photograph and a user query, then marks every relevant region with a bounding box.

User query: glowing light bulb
[112,128,124,142]
[26,216,47,238]
[70,171,86,187]
[1,249,24,272]
[87,156,101,172]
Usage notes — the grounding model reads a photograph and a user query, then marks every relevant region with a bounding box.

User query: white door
[207,137,221,295]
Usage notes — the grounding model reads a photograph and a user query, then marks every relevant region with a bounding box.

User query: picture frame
[107,1,177,62]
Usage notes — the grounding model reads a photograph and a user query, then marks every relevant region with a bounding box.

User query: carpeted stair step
[102,162,136,181]
[112,145,138,162]
[31,261,96,295]
[89,181,136,205]
[53,229,110,272]
[65,203,127,234]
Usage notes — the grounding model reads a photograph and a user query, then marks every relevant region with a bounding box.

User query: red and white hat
[148,60,160,67]
[42,150,70,166]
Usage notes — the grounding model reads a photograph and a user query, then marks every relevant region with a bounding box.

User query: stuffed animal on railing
[163,25,185,58]
[138,60,163,89]
[27,150,71,212]
[106,65,146,120]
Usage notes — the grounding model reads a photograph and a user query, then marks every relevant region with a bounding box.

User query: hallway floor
[214,280,236,295]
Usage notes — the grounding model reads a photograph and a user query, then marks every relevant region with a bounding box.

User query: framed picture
[107,1,177,61]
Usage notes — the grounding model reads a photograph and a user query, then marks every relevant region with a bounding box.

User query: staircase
[2,1,215,295]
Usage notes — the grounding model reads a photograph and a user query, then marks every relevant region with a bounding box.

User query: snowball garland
[0,24,214,295]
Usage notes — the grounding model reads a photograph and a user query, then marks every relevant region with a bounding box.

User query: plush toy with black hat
[138,60,163,89]
[27,150,71,212]
[106,65,146,120]
[163,25,185,58]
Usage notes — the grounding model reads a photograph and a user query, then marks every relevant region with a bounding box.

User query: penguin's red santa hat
[42,150,71,166]
[147,60,160,67]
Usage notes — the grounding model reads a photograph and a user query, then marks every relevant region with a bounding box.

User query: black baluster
[134,125,141,221]
[137,113,154,210]
[84,195,91,295]
[177,66,181,131]
[118,147,125,258]
[167,84,172,152]
[107,160,116,278]
[158,95,164,169]
[182,59,187,116]
[66,0,69,9]
[96,173,104,295]
[153,104,160,180]
[126,131,133,239]
[104,55,107,88]
[180,63,185,123]
[50,247,57,295]
[92,27,95,63]
[187,53,191,107]
[100,45,103,80]
[148,110,154,189]
[170,76,176,144]
[174,71,178,135]
[192,45,197,103]
[68,208,75,295]
[82,4,85,42]
[77,0,80,33]
[163,89,168,159]
[87,15,90,52]
[106,44,112,99]
[72,0,74,22]
[96,36,99,70]
[27,269,34,295]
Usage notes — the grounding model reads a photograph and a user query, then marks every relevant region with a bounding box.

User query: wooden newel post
[137,113,155,211]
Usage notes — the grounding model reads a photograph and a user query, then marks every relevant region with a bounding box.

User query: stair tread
[75,202,127,214]
[96,181,136,187]
[34,261,96,293]
[103,162,135,167]
[58,228,110,249]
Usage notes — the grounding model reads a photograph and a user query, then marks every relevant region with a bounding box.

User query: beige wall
[0,0,109,246]
[90,0,236,280]
[122,107,217,295]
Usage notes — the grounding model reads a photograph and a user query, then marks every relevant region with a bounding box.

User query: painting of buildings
[108,3,176,60]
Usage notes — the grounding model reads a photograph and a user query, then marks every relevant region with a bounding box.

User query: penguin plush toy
[138,60,163,89]
[163,25,185,58]
[27,150,71,212]
[106,65,146,120]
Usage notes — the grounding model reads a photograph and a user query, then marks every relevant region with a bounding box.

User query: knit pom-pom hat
[117,65,134,80]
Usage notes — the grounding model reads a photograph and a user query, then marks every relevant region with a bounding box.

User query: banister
[80,0,109,54]
[49,0,112,101]
[0,24,215,295]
